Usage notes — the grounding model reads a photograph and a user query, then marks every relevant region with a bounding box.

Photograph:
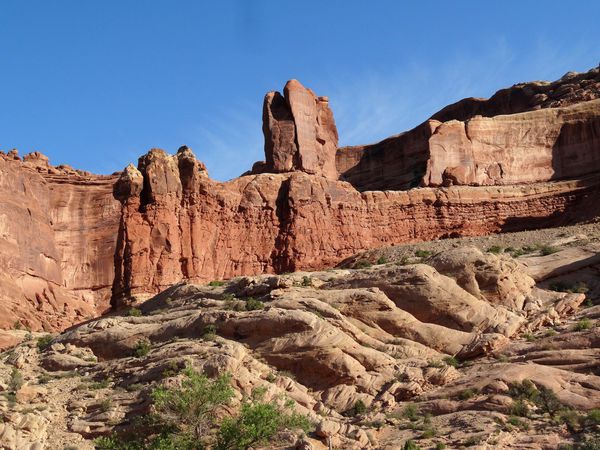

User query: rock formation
[1,245,598,449]
[261,79,338,179]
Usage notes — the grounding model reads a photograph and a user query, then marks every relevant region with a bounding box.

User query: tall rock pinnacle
[262,79,339,179]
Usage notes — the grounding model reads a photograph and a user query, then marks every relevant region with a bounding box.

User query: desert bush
[215,399,312,450]
[539,245,560,255]
[244,298,264,311]
[403,403,419,421]
[202,324,218,341]
[376,256,388,265]
[128,308,142,317]
[402,440,422,450]
[9,368,24,392]
[574,318,593,331]
[549,281,588,294]
[487,245,503,254]
[208,280,225,287]
[415,249,432,258]
[37,335,54,351]
[510,399,529,417]
[133,339,151,358]
[301,276,312,286]
[354,260,372,269]
[458,388,477,400]
[443,356,459,368]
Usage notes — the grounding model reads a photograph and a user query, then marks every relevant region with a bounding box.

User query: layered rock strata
[338,67,600,191]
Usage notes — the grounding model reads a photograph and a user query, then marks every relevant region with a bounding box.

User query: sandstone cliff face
[112,142,600,304]
[338,67,600,191]
[0,152,120,331]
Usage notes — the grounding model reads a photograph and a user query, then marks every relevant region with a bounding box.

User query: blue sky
[1,1,599,180]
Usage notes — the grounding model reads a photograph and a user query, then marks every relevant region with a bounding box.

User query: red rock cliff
[0,151,120,330]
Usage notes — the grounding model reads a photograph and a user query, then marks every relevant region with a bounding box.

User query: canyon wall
[2,70,600,326]
[112,145,600,305]
[0,152,120,330]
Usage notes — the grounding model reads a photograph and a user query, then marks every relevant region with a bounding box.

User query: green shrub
[208,280,225,287]
[435,444,447,450]
[574,318,593,331]
[421,427,437,438]
[403,403,419,421]
[402,440,422,450]
[508,379,539,402]
[244,298,264,311]
[354,260,372,269]
[523,332,536,342]
[549,281,589,294]
[458,388,477,400]
[510,399,529,417]
[13,320,22,330]
[128,308,142,317]
[539,245,560,256]
[202,324,218,341]
[487,245,503,254]
[133,339,151,358]
[507,415,529,430]
[586,408,600,426]
[9,368,24,392]
[152,368,234,445]
[37,335,54,351]
[443,356,459,368]
[536,385,562,418]
[301,276,312,287]
[100,399,113,412]
[89,378,111,390]
[344,399,368,417]
[216,399,312,450]
[415,250,432,258]
[376,256,388,265]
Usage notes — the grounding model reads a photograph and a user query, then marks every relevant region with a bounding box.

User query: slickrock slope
[1,247,598,449]
[338,67,600,191]
[0,151,120,331]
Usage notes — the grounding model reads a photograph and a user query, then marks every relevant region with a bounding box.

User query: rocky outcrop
[338,67,600,191]
[1,247,597,449]
[0,151,120,331]
[261,80,338,179]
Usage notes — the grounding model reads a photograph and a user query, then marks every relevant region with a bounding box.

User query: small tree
[152,367,234,444]
[216,399,312,450]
